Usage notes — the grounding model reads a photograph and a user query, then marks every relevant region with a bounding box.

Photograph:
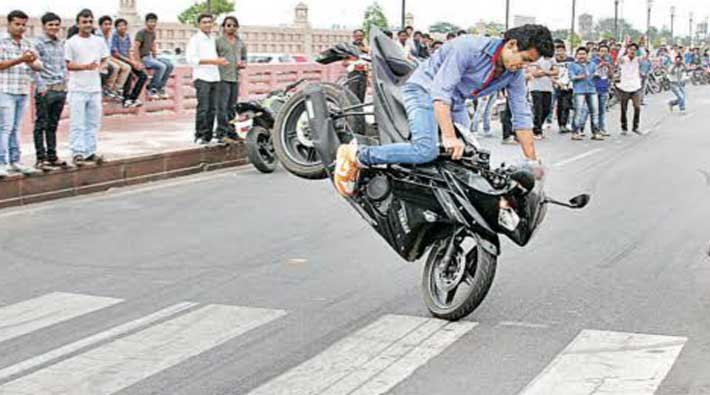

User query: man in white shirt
[616,42,643,134]
[186,13,228,144]
[65,9,109,166]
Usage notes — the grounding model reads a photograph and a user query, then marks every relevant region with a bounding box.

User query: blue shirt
[591,56,611,93]
[33,33,67,92]
[568,61,597,94]
[111,32,132,58]
[407,36,533,131]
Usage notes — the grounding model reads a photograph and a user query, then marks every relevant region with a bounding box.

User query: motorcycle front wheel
[422,237,497,321]
[246,126,278,174]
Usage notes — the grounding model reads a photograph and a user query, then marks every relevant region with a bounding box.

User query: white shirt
[187,31,220,82]
[65,34,109,93]
[618,56,642,92]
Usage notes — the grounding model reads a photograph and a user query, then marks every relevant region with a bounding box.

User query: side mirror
[569,194,590,209]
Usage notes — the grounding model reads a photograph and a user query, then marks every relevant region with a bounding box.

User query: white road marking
[551,149,604,168]
[0,304,286,395]
[247,314,476,395]
[0,302,197,381]
[518,329,686,395]
[497,321,551,329]
[0,292,122,344]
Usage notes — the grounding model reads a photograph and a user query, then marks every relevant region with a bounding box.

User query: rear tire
[246,126,278,174]
[422,238,497,321]
[273,83,365,180]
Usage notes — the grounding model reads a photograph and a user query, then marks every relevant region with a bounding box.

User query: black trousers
[194,79,218,141]
[618,89,641,131]
[501,99,514,140]
[556,89,573,129]
[215,81,239,139]
[347,71,367,103]
[123,66,148,102]
[531,91,552,135]
[33,90,67,161]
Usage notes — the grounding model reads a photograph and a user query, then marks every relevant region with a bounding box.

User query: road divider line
[247,314,477,395]
[0,304,286,395]
[551,148,604,168]
[0,292,122,345]
[518,329,686,395]
[0,302,198,382]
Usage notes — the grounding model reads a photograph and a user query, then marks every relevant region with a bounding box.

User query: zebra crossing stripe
[0,302,198,382]
[0,304,286,395]
[518,329,687,395]
[0,292,122,344]
[247,314,477,395]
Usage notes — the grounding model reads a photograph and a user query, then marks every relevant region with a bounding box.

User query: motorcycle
[233,79,306,173]
[291,28,590,321]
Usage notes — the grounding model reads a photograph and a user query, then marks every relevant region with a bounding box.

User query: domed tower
[118,0,140,26]
[294,2,310,28]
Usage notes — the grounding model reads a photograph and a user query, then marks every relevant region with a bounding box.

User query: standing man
[187,13,228,144]
[135,13,173,99]
[0,10,42,177]
[33,12,69,169]
[617,42,643,134]
[215,16,247,143]
[592,44,613,136]
[111,18,147,108]
[551,43,574,134]
[528,55,557,139]
[65,9,109,166]
[345,29,369,103]
[568,47,602,141]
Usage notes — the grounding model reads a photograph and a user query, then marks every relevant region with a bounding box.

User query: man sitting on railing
[333,25,552,197]
[134,13,173,100]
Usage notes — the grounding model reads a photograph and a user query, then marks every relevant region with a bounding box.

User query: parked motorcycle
[233,79,306,173]
[289,28,590,321]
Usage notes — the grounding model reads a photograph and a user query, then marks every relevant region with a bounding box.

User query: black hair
[222,16,239,28]
[75,9,94,23]
[405,25,413,31]
[503,24,554,58]
[553,38,565,45]
[675,55,682,60]
[383,30,393,39]
[598,44,609,50]
[114,18,127,28]
[98,15,113,26]
[446,32,456,40]
[8,10,29,23]
[575,46,588,54]
[41,12,61,25]
[586,41,596,46]
[414,30,422,36]
[555,43,566,50]
[423,33,431,39]
[145,13,158,22]
[627,42,639,50]
[457,29,467,36]
[432,40,443,47]
[196,13,213,24]
[352,29,364,35]
[397,30,407,36]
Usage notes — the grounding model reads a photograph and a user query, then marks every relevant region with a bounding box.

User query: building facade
[0,1,353,59]
[579,13,594,40]
[513,15,536,28]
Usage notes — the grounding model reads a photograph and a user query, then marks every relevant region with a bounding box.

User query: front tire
[422,238,497,321]
[246,126,278,174]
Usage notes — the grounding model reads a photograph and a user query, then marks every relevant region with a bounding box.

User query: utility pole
[614,0,620,41]
[671,6,676,44]
[689,12,694,47]
[505,0,510,31]
[646,0,653,47]
[570,0,576,49]
[401,0,406,29]
[207,0,212,14]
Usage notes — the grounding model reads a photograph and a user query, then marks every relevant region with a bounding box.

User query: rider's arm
[507,71,538,161]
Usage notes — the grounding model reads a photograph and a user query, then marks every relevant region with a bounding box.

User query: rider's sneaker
[334,140,360,197]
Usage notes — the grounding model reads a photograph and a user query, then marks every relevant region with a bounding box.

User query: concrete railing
[20,63,349,134]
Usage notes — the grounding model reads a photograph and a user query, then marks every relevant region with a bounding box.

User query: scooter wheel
[246,126,278,174]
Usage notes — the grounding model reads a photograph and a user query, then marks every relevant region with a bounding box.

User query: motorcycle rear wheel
[422,237,497,321]
[246,126,278,174]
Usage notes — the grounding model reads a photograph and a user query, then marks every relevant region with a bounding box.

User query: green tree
[429,21,462,34]
[178,0,235,26]
[362,2,389,38]
[593,18,643,42]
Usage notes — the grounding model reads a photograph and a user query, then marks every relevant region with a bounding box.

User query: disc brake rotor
[434,252,466,293]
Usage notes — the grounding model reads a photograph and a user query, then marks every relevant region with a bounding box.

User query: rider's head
[501,24,554,72]
[575,47,588,63]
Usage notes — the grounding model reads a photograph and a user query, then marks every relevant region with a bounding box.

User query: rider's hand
[522,158,545,180]
[442,135,465,160]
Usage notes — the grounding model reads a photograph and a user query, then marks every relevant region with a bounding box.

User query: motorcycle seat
[372,34,415,79]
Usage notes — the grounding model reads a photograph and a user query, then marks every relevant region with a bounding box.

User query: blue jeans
[574,93,599,133]
[143,56,174,91]
[472,93,496,134]
[0,93,28,165]
[596,92,608,132]
[358,83,469,166]
[546,90,557,124]
[669,82,686,111]
[69,92,102,158]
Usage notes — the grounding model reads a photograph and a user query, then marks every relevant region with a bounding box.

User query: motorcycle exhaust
[543,194,590,210]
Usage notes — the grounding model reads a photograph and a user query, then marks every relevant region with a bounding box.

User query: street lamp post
[671,6,676,44]
[207,0,212,14]
[646,0,653,48]
[571,0,576,50]
[401,0,406,29]
[614,0,620,41]
[689,12,694,47]
[505,0,510,31]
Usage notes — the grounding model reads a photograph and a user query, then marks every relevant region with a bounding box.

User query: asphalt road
[0,87,709,395]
